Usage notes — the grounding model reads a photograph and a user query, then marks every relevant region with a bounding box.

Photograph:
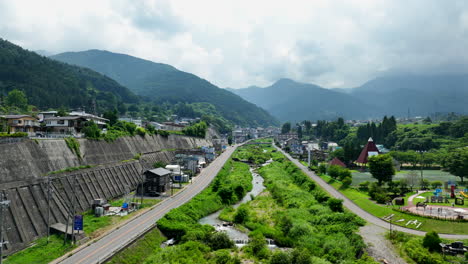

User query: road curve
[54,144,240,264]
[277,147,468,240]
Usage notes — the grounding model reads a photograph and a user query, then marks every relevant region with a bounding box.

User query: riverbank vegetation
[222,150,375,263]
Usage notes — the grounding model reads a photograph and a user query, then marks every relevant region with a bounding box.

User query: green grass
[5,198,161,264]
[4,235,75,264]
[320,174,468,234]
[107,228,167,264]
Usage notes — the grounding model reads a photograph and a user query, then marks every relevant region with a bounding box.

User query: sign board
[73,215,83,231]
[174,175,181,182]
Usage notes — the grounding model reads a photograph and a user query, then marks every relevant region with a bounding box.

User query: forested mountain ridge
[232,74,468,122]
[349,74,468,117]
[231,78,376,122]
[0,39,139,112]
[52,50,278,127]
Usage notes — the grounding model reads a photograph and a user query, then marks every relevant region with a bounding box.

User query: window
[58,120,65,125]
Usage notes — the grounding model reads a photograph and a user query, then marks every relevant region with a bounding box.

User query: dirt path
[359,224,407,264]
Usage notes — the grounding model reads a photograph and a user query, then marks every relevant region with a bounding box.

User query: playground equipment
[461,191,468,199]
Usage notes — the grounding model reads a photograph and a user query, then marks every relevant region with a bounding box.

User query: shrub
[64,137,81,159]
[82,121,101,139]
[270,250,291,264]
[327,198,344,212]
[422,231,441,252]
[338,168,351,181]
[341,177,352,188]
[358,181,370,191]
[233,206,249,224]
[368,182,389,204]
[136,127,146,136]
[0,132,28,137]
[405,238,443,264]
[291,248,313,264]
[207,232,234,250]
[431,181,443,190]
[318,163,327,175]
[328,165,341,179]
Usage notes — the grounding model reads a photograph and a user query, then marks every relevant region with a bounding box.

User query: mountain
[349,74,468,117]
[0,39,138,112]
[52,50,278,127]
[231,78,377,122]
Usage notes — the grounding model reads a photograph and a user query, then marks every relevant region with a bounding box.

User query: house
[69,111,109,127]
[0,115,40,136]
[37,111,58,122]
[119,117,142,127]
[148,122,165,130]
[43,116,88,136]
[143,168,172,196]
[327,142,339,151]
[163,122,186,131]
[356,137,380,165]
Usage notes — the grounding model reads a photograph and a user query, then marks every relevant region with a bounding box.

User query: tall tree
[368,154,395,185]
[442,148,468,183]
[281,122,291,134]
[5,89,28,110]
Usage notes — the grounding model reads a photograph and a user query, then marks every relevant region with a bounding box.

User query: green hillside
[0,39,138,112]
[52,50,278,127]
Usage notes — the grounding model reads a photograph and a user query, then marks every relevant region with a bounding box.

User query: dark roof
[146,168,172,176]
[44,116,87,121]
[356,137,380,164]
[329,157,346,168]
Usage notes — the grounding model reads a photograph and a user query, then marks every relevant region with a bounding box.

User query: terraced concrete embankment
[0,135,211,255]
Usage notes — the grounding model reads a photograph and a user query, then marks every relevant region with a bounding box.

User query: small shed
[143,168,172,196]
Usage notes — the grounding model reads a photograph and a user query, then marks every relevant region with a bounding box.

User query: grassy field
[351,169,462,187]
[4,198,161,264]
[319,174,468,235]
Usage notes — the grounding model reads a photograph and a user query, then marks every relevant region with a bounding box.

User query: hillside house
[0,115,40,136]
[43,116,87,136]
[70,111,109,127]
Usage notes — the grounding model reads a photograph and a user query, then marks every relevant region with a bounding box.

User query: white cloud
[1,0,468,88]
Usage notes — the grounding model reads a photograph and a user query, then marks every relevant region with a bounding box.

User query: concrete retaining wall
[0,134,211,255]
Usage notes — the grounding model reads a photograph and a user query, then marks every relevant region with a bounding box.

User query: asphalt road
[54,144,239,264]
[277,147,468,240]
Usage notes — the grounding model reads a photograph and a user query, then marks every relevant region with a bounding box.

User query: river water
[199,165,267,243]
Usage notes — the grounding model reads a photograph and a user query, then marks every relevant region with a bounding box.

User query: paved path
[277,147,468,240]
[54,144,239,264]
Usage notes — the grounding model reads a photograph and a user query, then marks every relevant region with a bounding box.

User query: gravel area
[359,224,407,264]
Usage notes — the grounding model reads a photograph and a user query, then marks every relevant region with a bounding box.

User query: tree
[5,89,28,110]
[328,165,341,180]
[103,109,118,125]
[297,124,303,139]
[281,122,291,134]
[422,231,441,252]
[57,106,69,117]
[442,148,468,183]
[368,154,395,185]
[327,198,344,212]
[82,121,101,139]
[270,250,291,264]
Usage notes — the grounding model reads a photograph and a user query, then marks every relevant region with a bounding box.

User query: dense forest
[0,39,138,113]
[52,50,278,128]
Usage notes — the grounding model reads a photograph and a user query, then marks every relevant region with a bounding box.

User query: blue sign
[74,215,83,231]
[174,175,181,182]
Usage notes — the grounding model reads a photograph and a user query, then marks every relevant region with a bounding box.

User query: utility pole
[307,148,311,166]
[140,169,145,209]
[0,191,11,264]
[46,175,52,244]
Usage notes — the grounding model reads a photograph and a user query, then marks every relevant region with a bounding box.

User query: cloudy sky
[1,0,468,89]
